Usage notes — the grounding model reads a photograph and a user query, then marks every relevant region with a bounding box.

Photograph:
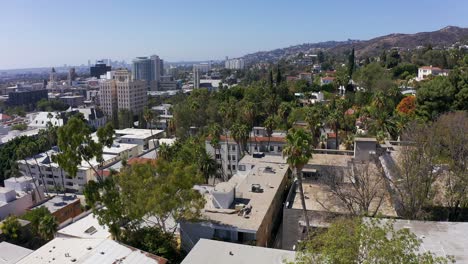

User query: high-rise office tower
[90,61,112,79]
[132,55,164,91]
[193,67,200,89]
[99,69,147,125]
[67,68,77,86]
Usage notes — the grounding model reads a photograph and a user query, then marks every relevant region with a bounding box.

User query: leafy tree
[118,109,134,129]
[283,128,313,233]
[121,227,182,262]
[392,122,440,219]
[38,214,58,240]
[292,218,454,264]
[416,77,456,120]
[22,206,52,235]
[396,96,416,116]
[55,117,114,183]
[432,112,468,221]
[1,216,22,241]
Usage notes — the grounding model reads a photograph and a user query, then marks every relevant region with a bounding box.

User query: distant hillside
[242,26,468,63]
[241,40,362,63]
[331,26,468,57]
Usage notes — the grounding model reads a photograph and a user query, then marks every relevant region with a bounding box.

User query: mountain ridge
[241,26,468,62]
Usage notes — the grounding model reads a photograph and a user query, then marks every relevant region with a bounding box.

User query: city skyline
[1,0,468,69]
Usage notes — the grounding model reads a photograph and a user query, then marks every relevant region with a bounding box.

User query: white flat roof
[57,213,110,239]
[392,219,468,262]
[201,155,289,231]
[0,242,33,264]
[181,239,295,264]
[16,238,166,264]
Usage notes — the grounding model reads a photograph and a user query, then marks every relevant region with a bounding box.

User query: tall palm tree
[29,141,49,196]
[143,108,158,150]
[242,102,256,153]
[283,128,313,234]
[231,123,249,157]
[304,105,325,145]
[219,100,237,176]
[264,115,278,151]
[209,123,225,180]
[16,144,43,202]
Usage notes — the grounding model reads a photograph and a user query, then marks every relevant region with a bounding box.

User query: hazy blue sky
[1,0,467,69]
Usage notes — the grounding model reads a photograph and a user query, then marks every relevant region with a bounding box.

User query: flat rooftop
[16,238,167,264]
[57,213,110,239]
[291,182,397,218]
[201,155,289,231]
[306,153,352,167]
[34,195,80,214]
[181,239,295,264]
[0,242,33,264]
[115,128,164,139]
[392,219,468,263]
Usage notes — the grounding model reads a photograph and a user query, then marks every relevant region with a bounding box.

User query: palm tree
[158,143,172,161]
[38,214,58,241]
[231,123,249,157]
[143,108,158,150]
[242,102,256,153]
[264,115,278,151]
[277,102,293,129]
[16,144,43,202]
[29,141,49,197]
[197,150,217,185]
[219,100,237,176]
[304,105,325,144]
[209,123,225,180]
[283,128,313,234]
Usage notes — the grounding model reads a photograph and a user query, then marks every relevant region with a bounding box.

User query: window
[231,145,236,151]
[238,165,246,171]
[215,154,221,159]
[277,146,282,152]
[232,165,236,170]
[270,145,274,152]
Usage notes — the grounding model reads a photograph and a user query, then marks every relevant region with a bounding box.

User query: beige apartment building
[99,69,147,121]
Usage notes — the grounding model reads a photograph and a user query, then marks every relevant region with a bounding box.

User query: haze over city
[1,0,467,69]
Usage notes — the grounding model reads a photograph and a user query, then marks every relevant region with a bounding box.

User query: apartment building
[205,127,286,178]
[99,69,147,121]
